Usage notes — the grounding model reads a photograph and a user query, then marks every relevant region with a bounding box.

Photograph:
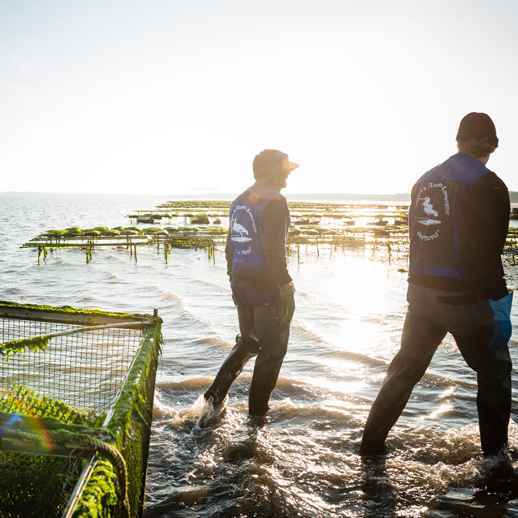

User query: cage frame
[0,300,162,517]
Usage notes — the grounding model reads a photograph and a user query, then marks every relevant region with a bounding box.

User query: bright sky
[2,1,517,195]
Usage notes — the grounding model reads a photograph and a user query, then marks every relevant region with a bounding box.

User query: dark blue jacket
[409,152,509,298]
[226,186,291,305]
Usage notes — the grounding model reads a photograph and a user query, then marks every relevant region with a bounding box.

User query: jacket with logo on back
[225,186,292,305]
[408,152,509,299]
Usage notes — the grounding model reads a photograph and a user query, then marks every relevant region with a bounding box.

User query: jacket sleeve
[474,171,510,297]
[261,198,292,287]
[487,173,510,253]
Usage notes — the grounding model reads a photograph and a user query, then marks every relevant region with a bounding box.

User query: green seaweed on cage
[0,335,50,357]
[0,385,102,426]
[73,320,162,517]
[0,386,102,516]
[0,302,162,517]
[0,408,130,516]
[0,325,161,518]
[0,300,150,321]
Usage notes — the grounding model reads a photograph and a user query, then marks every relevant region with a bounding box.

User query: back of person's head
[253,149,288,181]
[456,112,498,158]
[252,149,298,185]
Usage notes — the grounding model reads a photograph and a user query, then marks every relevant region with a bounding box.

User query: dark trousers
[361,284,512,456]
[205,284,295,416]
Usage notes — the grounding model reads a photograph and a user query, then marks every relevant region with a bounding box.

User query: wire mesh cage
[0,301,162,517]
[1,316,143,412]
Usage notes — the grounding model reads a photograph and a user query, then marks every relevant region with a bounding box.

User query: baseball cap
[253,149,299,177]
[456,112,498,147]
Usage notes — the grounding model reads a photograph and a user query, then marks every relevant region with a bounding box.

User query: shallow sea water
[2,192,518,517]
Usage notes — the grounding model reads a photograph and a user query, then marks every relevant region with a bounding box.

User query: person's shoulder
[484,169,508,188]
[273,193,289,209]
[480,169,509,195]
[411,163,443,192]
[231,187,252,206]
[417,157,451,183]
[276,192,288,205]
[264,194,288,217]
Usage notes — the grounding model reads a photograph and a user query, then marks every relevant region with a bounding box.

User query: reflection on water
[2,193,518,517]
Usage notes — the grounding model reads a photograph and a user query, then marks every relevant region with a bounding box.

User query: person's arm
[475,171,510,297]
[261,198,292,288]
[477,172,509,256]
[487,173,510,253]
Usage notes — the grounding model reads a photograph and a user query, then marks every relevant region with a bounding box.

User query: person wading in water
[361,113,513,476]
[202,149,298,424]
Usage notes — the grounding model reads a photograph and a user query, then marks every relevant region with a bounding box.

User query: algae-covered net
[0,301,162,517]
[23,199,518,268]
[0,386,102,516]
[0,313,144,412]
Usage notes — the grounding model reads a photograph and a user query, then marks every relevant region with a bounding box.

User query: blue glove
[489,291,513,349]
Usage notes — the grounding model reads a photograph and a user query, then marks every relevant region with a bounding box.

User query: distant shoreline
[2,191,518,203]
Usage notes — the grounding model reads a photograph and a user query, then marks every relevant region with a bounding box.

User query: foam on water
[152,390,176,418]
[162,393,229,430]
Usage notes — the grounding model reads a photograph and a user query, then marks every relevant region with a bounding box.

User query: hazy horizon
[0,190,412,201]
[3,190,518,204]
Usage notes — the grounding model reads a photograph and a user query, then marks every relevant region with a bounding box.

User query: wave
[161,393,232,430]
[156,393,363,435]
[290,320,330,346]
[157,375,214,391]
[155,306,222,341]
[154,374,313,399]
[190,277,230,293]
[105,271,120,281]
[159,335,233,356]
[326,349,477,389]
[385,420,518,464]
[268,398,364,427]
[185,335,233,349]
[156,372,319,399]
[2,287,24,296]
[145,485,210,515]
[326,348,388,367]
[159,291,183,302]
[152,391,176,418]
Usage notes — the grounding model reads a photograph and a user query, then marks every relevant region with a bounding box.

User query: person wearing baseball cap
[202,149,298,425]
[361,113,513,481]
